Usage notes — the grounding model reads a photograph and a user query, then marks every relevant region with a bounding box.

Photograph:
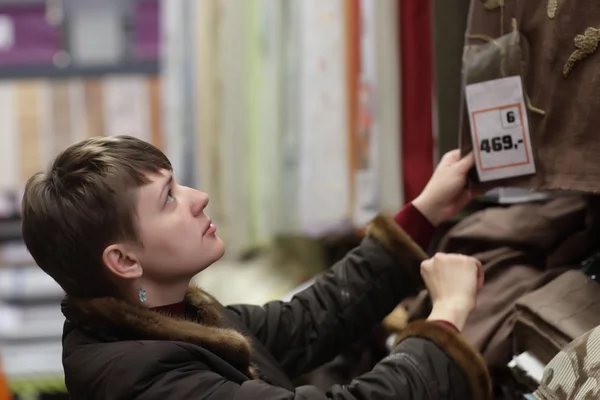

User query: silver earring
[138,288,147,303]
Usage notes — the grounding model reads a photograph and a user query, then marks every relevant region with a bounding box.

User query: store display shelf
[0,60,160,80]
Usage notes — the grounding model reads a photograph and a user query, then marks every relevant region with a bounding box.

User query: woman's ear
[102,243,142,280]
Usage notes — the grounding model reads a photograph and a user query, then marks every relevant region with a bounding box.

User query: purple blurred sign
[134,0,160,61]
[0,4,60,66]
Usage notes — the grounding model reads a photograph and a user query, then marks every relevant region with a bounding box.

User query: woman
[21,136,491,399]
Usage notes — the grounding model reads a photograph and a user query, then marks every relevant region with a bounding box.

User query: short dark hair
[21,136,172,298]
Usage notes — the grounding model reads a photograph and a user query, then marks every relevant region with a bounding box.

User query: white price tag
[465,76,535,182]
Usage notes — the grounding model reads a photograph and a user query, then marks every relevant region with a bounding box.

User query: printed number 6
[492,137,502,151]
[506,111,515,124]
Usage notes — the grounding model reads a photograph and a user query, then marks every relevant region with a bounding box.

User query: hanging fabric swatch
[49,80,73,158]
[37,80,56,165]
[83,79,105,139]
[276,0,302,234]
[147,77,164,150]
[298,0,350,236]
[17,81,42,187]
[216,0,252,257]
[344,0,360,223]
[399,0,434,202]
[245,0,281,247]
[373,0,403,213]
[246,0,262,247]
[161,0,191,182]
[68,79,90,143]
[0,83,18,192]
[194,0,225,245]
[350,0,381,227]
[103,75,151,142]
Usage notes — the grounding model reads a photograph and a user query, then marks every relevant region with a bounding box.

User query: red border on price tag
[472,103,530,171]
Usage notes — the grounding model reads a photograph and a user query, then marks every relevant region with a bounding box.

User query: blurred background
[0,0,469,398]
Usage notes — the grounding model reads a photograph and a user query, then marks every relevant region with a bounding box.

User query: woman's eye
[166,192,175,203]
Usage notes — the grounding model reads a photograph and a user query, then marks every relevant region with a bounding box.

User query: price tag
[465,76,535,182]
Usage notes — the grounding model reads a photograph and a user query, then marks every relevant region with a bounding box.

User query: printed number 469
[480,135,519,153]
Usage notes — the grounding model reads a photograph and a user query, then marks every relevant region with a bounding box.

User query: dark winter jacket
[61,215,492,399]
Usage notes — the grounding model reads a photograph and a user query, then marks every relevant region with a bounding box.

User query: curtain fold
[0,83,18,192]
[297,0,350,236]
[399,0,434,202]
[374,0,403,213]
[215,0,252,256]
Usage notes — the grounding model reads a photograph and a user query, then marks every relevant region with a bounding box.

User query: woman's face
[132,169,225,283]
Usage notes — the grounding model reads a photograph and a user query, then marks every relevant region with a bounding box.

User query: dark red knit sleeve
[393,202,436,251]
[431,320,460,332]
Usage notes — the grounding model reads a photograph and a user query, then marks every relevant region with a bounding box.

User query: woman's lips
[204,223,217,236]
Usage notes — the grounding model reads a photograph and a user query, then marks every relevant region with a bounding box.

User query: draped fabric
[459,0,600,193]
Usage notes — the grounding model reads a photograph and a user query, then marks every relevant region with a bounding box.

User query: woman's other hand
[413,150,482,226]
[420,253,484,331]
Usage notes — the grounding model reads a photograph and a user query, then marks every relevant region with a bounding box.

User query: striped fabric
[535,325,600,399]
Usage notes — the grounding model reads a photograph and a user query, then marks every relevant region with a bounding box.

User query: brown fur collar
[367,214,428,289]
[62,286,257,378]
[395,320,492,400]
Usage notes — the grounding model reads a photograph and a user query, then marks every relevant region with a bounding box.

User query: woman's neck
[152,300,186,317]
[132,278,190,308]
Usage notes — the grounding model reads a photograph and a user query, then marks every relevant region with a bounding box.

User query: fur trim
[63,286,258,379]
[395,320,492,400]
[382,306,409,335]
[366,214,428,288]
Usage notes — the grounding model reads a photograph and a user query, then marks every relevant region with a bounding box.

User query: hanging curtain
[17,81,43,187]
[297,0,351,236]
[194,0,226,246]
[215,0,253,257]
[344,0,359,225]
[276,0,302,234]
[161,0,196,186]
[346,0,403,226]
[399,0,434,202]
[82,79,105,139]
[245,0,282,248]
[373,0,403,212]
[347,0,382,227]
[0,83,18,193]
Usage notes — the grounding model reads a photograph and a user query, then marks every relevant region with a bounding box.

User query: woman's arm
[227,214,428,378]
[228,150,482,377]
[113,335,491,400]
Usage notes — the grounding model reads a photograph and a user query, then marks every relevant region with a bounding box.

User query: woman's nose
[190,190,209,217]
